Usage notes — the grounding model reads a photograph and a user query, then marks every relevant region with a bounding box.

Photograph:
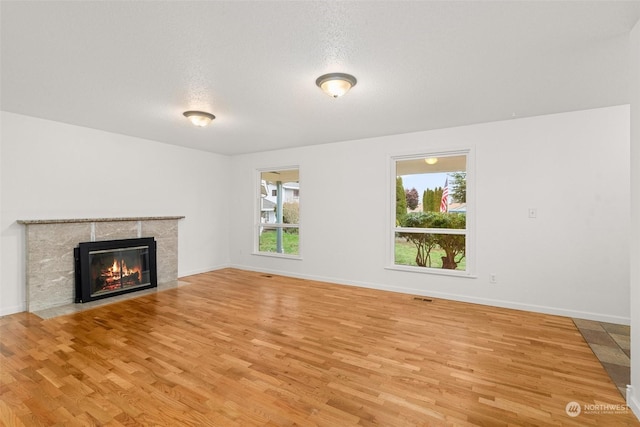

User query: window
[257,168,300,257]
[392,151,473,275]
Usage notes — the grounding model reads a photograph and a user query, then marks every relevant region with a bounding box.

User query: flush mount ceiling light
[183,110,215,127]
[425,157,438,165]
[315,72,357,98]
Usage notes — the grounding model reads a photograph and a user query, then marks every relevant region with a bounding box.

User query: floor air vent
[413,297,433,302]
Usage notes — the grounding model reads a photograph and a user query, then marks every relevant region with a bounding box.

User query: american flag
[440,177,449,213]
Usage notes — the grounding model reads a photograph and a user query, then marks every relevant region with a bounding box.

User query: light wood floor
[1,269,637,426]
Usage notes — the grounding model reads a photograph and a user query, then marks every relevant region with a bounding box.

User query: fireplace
[74,237,157,303]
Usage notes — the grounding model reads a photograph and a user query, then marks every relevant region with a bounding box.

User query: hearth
[74,237,157,303]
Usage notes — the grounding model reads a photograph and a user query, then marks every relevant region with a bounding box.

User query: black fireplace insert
[74,237,157,303]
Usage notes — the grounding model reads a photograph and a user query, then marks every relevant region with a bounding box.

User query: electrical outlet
[490,273,497,284]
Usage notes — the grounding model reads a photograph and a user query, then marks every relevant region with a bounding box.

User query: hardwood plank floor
[1,268,637,426]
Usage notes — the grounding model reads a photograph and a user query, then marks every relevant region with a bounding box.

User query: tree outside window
[393,153,470,273]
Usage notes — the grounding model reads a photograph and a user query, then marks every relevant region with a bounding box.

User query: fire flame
[92,252,146,295]
[109,259,139,277]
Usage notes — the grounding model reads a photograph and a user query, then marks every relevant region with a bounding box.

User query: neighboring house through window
[257,168,300,257]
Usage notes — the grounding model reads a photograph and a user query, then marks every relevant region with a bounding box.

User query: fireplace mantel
[18,216,185,225]
[19,216,184,312]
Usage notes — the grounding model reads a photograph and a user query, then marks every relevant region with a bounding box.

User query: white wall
[0,112,231,315]
[230,106,631,324]
[628,18,640,418]
[1,106,632,323]
[0,113,3,314]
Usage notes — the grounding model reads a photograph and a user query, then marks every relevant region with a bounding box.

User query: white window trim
[395,227,466,235]
[388,148,475,277]
[253,166,302,259]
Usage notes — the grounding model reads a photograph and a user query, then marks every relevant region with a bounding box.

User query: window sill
[252,252,302,261]
[385,264,477,278]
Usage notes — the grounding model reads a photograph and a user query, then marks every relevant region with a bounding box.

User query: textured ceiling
[2,1,639,156]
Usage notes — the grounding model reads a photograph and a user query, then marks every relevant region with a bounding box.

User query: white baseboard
[227,264,630,325]
[1,265,630,325]
[627,386,640,421]
[0,302,26,316]
[178,263,231,278]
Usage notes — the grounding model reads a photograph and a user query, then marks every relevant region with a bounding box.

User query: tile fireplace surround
[17,216,184,312]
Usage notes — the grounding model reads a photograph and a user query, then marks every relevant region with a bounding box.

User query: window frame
[254,166,302,259]
[388,148,475,277]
